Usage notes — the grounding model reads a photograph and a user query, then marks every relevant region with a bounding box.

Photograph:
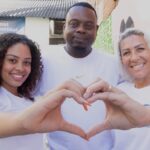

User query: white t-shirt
[38,46,120,150]
[0,87,44,150]
[113,82,150,150]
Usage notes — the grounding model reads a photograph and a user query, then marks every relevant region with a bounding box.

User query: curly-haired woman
[0,32,87,150]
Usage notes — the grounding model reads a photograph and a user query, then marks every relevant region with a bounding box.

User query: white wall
[25,17,49,51]
[112,0,150,52]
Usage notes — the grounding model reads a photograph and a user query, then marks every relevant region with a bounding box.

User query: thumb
[60,120,87,140]
[86,120,111,139]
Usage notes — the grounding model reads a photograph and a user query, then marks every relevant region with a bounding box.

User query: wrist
[14,112,35,135]
[143,107,150,126]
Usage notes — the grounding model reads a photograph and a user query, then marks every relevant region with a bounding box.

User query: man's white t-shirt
[38,46,120,150]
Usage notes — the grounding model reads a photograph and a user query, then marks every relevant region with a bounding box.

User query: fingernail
[82,104,88,111]
[83,93,91,99]
[83,101,91,106]
[84,135,89,141]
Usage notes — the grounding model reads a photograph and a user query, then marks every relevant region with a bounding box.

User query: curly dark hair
[0,32,43,100]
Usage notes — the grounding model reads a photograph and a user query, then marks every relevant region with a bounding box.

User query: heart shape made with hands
[58,78,135,139]
[52,78,113,140]
[60,93,108,140]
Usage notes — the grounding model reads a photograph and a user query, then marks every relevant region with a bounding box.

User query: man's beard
[74,46,86,51]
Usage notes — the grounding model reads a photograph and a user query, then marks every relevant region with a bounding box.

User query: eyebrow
[121,48,129,52]
[121,43,145,51]
[6,54,32,60]
[134,44,144,49]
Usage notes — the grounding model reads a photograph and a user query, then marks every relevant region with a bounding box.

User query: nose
[130,51,139,61]
[15,62,24,71]
[76,24,86,33]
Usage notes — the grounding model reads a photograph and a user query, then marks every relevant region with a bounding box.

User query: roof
[0,0,79,20]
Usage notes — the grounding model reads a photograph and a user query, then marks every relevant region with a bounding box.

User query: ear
[63,23,66,35]
[63,23,66,30]
[120,19,126,33]
[96,25,99,32]
[126,16,134,29]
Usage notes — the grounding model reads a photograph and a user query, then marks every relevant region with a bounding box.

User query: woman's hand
[84,79,150,139]
[15,80,88,139]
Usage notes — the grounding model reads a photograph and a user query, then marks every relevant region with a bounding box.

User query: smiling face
[120,34,150,88]
[1,43,32,95]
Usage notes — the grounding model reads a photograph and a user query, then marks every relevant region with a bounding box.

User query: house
[0,0,79,50]
[0,0,119,51]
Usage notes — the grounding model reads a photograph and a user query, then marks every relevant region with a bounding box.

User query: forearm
[143,107,150,127]
[122,97,150,128]
[0,112,29,138]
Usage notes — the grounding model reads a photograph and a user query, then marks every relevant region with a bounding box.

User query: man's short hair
[66,2,97,19]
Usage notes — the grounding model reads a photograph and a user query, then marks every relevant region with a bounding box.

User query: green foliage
[94,16,114,54]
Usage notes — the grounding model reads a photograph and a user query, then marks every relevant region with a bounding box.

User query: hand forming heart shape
[23,79,143,141]
[83,79,146,139]
[56,78,142,140]
[53,78,108,140]
[2,78,146,140]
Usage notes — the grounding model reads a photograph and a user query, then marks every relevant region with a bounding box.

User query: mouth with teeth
[130,63,145,71]
[11,73,28,83]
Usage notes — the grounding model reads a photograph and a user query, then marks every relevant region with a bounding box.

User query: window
[49,20,65,44]
[0,17,25,35]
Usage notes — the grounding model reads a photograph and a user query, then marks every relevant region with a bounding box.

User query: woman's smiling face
[1,43,32,94]
[120,34,150,87]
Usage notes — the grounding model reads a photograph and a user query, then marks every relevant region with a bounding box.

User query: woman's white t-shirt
[0,87,44,150]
